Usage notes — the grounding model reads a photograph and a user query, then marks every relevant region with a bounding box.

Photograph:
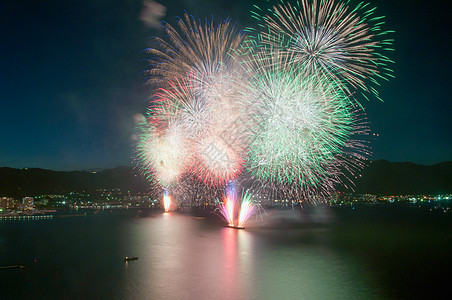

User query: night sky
[1,0,450,170]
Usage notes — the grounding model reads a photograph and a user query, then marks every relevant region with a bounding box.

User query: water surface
[0,204,450,299]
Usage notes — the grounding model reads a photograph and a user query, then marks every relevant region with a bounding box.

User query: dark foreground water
[1,203,451,299]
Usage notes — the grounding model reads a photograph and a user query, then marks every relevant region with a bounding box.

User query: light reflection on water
[2,204,450,298]
[118,213,377,300]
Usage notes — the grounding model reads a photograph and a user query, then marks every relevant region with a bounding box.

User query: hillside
[0,160,451,198]
[352,160,452,195]
[0,166,150,198]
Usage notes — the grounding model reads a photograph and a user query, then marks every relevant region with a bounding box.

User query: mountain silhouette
[352,160,452,195]
[0,160,451,198]
[0,166,150,198]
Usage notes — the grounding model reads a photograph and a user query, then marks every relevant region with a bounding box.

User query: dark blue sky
[0,0,450,170]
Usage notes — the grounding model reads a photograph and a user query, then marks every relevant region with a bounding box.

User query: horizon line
[1,159,451,172]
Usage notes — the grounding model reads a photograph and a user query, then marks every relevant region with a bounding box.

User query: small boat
[0,265,26,270]
[124,256,138,262]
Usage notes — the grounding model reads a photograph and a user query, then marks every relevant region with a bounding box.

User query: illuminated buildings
[22,197,34,211]
[0,197,15,212]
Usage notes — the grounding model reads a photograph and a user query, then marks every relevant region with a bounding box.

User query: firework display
[135,0,393,222]
[236,48,372,200]
[217,182,260,229]
[142,14,250,186]
[249,0,394,101]
[146,13,246,89]
[163,189,172,212]
[136,120,191,187]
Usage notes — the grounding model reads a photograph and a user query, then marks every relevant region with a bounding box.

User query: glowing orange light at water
[163,191,171,212]
[218,183,257,229]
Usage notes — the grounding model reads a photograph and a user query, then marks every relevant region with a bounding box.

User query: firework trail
[135,1,393,206]
[237,48,371,200]
[237,191,258,228]
[163,189,172,212]
[146,13,246,89]
[191,68,249,186]
[142,13,251,186]
[136,119,191,187]
[249,0,394,101]
[217,182,261,228]
[218,187,236,227]
[167,173,225,207]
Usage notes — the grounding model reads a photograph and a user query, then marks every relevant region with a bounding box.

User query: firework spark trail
[218,187,236,227]
[146,13,246,89]
[142,13,251,186]
[136,120,191,187]
[152,69,249,186]
[217,182,261,228]
[163,189,172,212]
[237,191,258,227]
[153,76,211,141]
[249,0,394,101]
[136,1,393,205]
[191,67,249,186]
[236,48,371,200]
